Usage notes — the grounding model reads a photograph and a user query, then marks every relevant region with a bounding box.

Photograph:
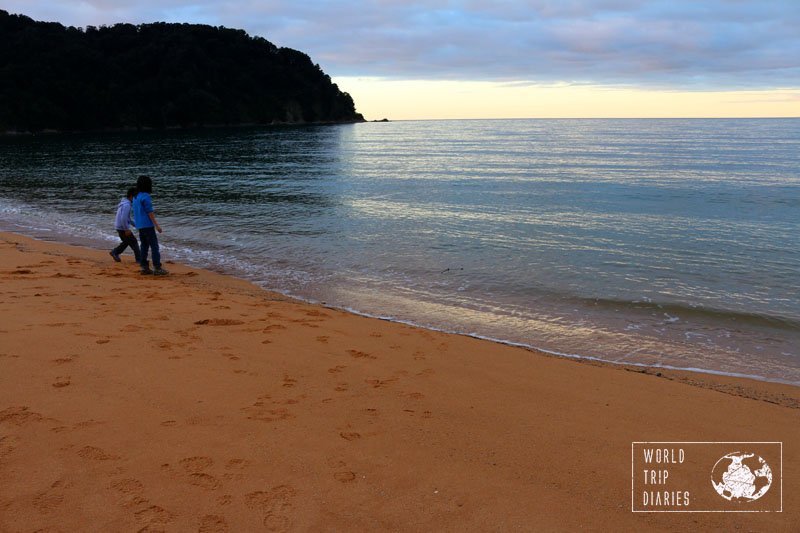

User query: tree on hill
[0,10,364,132]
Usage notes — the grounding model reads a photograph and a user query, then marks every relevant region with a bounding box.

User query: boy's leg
[111,230,128,258]
[150,231,161,269]
[139,229,151,270]
[120,230,141,262]
[128,233,141,263]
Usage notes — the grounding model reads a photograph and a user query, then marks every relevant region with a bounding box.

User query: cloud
[3,1,799,89]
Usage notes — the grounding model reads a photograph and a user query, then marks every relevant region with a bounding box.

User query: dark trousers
[113,230,141,261]
[138,226,161,269]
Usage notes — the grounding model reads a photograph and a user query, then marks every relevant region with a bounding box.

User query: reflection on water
[1,119,799,384]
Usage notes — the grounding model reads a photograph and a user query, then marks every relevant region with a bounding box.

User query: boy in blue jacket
[110,187,141,263]
[132,175,168,276]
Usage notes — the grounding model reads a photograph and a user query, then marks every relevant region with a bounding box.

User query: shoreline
[333,307,800,390]
[4,221,798,390]
[0,119,367,137]
[1,230,799,530]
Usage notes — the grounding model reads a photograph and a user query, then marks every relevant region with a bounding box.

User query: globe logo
[711,452,772,502]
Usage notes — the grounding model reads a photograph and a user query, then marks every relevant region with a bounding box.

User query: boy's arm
[125,205,135,235]
[118,203,133,235]
[148,212,162,233]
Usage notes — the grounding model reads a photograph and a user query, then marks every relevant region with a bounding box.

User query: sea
[1,118,798,385]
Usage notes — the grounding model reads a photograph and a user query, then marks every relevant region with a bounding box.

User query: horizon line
[370,116,800,121]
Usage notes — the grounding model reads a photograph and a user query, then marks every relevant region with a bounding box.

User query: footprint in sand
[339,432,361,441]
[52,376,71,388]
[109,478,148,508]
[33,479,70,513]
[316,336,329,343]
[222,458,251,481]
[282,376,297,388]
[179,456,214,472]
[134,505,175,528]
[244,485,296,531]
[189,473,221,490]
[347,349,376,360]
[334,471,357,483]
[156,339,176,350]
[0,435,18,459]
[110,478,144,495]
[327,365,346,374]
[77,445,120,460]
[33,491,64,513]
[178,456,221,490]
[365,377,397,388]
[199,514,230,532]
[275,397,301,405]
[194,318,245,326]
[242,403,294,423]
[225,458,250,472]
[73,419,104,430]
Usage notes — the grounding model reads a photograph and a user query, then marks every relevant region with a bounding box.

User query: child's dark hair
[136,175,153,194]
[126,187,138,199]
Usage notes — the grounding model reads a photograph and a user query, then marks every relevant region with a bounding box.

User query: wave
[570,295,800,331]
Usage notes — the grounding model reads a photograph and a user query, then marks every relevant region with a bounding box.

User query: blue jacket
[133,192,154,228]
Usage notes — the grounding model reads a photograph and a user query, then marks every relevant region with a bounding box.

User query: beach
[3,119,798,384]
[1,230,799,531]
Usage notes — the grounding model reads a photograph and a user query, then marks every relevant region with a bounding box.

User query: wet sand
[1,231,798,531]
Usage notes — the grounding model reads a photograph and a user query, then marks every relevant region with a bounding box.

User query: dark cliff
[0,10,364,132]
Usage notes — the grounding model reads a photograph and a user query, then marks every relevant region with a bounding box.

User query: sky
[4,1,800,119]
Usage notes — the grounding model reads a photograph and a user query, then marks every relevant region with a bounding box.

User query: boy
[132,175,168,276]
[110,187,141,263]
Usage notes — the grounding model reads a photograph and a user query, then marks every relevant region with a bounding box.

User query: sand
[1,231,798,531]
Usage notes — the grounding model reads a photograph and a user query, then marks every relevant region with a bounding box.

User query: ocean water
[1,119,798,384]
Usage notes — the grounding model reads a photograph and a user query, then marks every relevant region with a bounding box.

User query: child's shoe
[109,251,121,262]
[153,268,169,276]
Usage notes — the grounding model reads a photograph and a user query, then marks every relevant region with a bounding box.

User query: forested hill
[0,10,365,133]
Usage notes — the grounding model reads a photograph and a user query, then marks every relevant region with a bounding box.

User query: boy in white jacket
[110,187,141,263]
